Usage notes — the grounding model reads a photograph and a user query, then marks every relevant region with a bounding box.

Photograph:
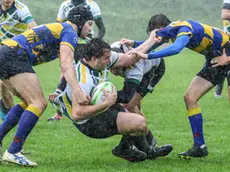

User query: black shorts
[197,65,230,86]
[0,45,34,79]
[74,104,125,139]
[197,42,230,86]
[137,59,165,97]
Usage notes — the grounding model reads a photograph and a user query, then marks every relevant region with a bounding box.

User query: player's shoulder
[14,0,29,11]
[75,61,95,91]
[61,22,76,32]
[86,0,98,5]
[168,20,193,29]
[60,0,72,7]
[86,0,99,8]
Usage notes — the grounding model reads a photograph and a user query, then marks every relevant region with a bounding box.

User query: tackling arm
[60,45,89,105]
[113,53,141,67]
[147,35,190,59]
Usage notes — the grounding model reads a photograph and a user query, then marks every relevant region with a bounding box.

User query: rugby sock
[8,105,41,154]
[118,135,151,153]
[57,110,62,117]
[132,135,151,154]
[146,129,154,145]
[187,106,205,147]
[118,135,132,151]
[0,102,27,143]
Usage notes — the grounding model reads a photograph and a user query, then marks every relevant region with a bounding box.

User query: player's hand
[211,49,230,67]
[48,92,60,102]
[128,49,148,59]
[103,86,117,106]
[148,29,162,43]
[120,38,134,47]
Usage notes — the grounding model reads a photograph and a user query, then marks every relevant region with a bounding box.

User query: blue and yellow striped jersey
[156,20,229,57]
[2,21,78,65]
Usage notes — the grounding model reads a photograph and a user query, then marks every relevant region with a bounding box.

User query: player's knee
[30,97,47,113]
[184,92,197,105]
[135,116,147,134]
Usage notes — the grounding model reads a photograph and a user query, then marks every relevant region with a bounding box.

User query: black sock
[146,130,153,145]
[131,135,151,153]
[146,130,157,146]
[57,110,62,117]
[117,135,132,151]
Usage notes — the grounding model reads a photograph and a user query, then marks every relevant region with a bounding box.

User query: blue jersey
[2,21,78,65]
[156,20,229,58]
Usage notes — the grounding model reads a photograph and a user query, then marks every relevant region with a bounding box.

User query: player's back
[2,22,77,65]
[157,20,229,57]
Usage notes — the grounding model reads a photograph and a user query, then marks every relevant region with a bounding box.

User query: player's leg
[1,73,47,166]
[178,75,213,159]
[48,75,66,121]
[0,80,14,121]
[75,104,148,162]
[214,77,225,98]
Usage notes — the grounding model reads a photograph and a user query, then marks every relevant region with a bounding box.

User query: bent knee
[135,116,147,134]
[184,92,198,105]
[29,98,47,113]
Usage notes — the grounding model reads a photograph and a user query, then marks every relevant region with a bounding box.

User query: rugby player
[109,42,173,157]
[52,38,172,162]
[214,0,230,98]
[0,6,93,166]
[48,0,106,121]
[128,14,230,159]
[0,0,37,121]
[57,0,105,39]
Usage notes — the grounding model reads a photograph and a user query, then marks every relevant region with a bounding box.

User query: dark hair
[85,38,111,61]
[146,14,171,33]
[67,6,93,36]
[71,0,85,6]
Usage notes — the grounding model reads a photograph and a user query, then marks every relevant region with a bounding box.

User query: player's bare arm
[60,44,90,105]
[72,86,117,121]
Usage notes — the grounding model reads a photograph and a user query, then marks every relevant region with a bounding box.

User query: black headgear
[67,6,94,36]
[71,0,85,6]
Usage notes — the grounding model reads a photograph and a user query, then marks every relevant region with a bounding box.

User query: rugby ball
[90,81,115,107]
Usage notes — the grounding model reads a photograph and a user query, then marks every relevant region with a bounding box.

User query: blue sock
[188,106,205,146]
[8,106,41,154]
[0,103,26,143]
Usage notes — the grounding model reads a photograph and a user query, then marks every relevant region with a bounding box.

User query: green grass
[1,50,230,172]
[1,0,230,171]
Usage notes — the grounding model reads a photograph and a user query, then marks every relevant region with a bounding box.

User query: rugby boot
[178,145,208,159]
[112,145,147,162]
[3,150,37,167]
[147,144,173,159]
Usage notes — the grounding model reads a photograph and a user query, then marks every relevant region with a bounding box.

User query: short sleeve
[57,2,67,22]
[60,27,78,51]
[176,27,193,38]
[17,5,34,24]
[90,1,101,19]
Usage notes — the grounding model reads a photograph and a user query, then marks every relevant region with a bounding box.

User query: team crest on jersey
[74,37,78,43]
